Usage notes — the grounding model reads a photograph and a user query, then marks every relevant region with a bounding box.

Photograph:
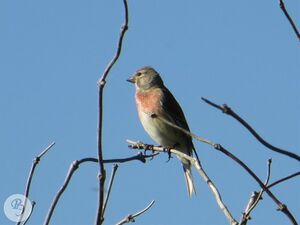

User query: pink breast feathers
[135,89,162,115]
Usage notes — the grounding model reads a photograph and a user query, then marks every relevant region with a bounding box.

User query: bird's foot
[163,146,173,162]
[164,143,180,162]
[143,144,154,155]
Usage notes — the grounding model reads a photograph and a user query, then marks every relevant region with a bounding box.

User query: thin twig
[268,171,300,189]
[24,142,56,198]
[96,0,129,224]
[17,142,55,225]
[201,97,300,161]
[149,113,215,146]
[127,140,238,225]
[214,144,297,225]
[279,0,300,41]
[240,159,272,225]
[195,158,238,225]
[104,152,159,164]
[43,158,97,225]
[79,153,158,164]
[103,164,119,216]
[115,200,155,225]
[22,201,36,225]
[87,153,157,163]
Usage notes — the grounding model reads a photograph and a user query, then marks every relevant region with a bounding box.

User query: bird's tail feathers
[182,162,196,197]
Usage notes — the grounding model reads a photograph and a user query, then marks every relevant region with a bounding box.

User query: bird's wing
[160,87,192,133]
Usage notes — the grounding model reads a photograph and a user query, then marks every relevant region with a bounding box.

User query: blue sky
[1,0,299,225]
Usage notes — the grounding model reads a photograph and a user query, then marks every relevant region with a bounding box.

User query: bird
[127,66,196,197]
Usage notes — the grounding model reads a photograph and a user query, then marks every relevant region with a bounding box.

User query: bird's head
[127,66,164,90]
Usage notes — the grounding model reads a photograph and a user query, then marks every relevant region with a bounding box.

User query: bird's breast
[135,89,183,147]
[135,90,168,145]
[135,89,162,114]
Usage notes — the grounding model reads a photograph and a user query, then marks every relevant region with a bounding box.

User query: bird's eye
[136,72,142,77]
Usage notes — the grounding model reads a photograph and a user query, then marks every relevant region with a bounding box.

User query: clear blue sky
[1,0,299,225]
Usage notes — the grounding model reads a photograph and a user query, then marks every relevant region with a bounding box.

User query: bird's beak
[126,75,135,83]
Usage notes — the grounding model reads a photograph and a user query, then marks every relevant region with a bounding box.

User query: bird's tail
[182,162,196,197]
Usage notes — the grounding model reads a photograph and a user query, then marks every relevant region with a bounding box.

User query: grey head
[127,66,164,90]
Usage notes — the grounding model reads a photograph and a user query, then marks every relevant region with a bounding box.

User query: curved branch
[96,0,129,224]
[73,153,158,164]
[17,142,55,225]
[25,142,56,199]
[43,158,97,225]
[22,201,36,225]
[116,200,155,225]
[201,97,300,162]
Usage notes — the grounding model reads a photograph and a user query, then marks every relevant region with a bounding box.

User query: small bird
[127,66,196,197]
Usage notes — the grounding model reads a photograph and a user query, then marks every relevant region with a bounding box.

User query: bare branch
[43,158,97,225]
[279,0,300,41]
[96,0,129,224]
[240,159,272,225]
[127,140,238,225]
[79,153,158,164]
[42,152,157,225]
[240,192,260,224]
[97,0,129,86]
[214,144,297,225]
[133,113,298,225]
[115,200,155,225]
[25,142,56,200]
[268,171,300,189]
[21,201,36,225]
[17,142,55,225]
[201,97,300,162]
[103,164,119,216]
[104,152,159,164]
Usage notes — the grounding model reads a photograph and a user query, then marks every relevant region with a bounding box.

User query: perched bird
[127,66,196,197]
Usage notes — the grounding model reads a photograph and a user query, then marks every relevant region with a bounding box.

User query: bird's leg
[143,144,154,155]
[164,143,179,162]
[163,146,172,162]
